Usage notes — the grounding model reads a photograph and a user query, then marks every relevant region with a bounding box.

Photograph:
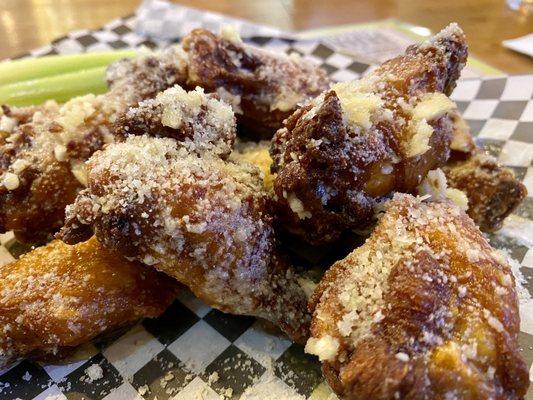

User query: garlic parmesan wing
[270,24,468,244]
[59,136,310,343]
[307,194,528,399]
[181,28,331,137]
[114,85,236,158]
[0,46,188,243]
[0,237,178,367]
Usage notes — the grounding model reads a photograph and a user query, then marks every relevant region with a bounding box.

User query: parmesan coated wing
[59,136,310,343]
[443,152,527,232]
[0,237,178,367]
[181,28,331,137]
[0,46,188,243]
[306,194,529,399]
[443,112,527,231]
[270,24,467,245]
[114,85,236,158]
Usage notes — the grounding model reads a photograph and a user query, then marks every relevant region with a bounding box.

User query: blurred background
[0,0,531,72]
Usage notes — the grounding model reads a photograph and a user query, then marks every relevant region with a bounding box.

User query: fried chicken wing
[0,237,178,368]
[440,108,527,231]
[306,194,529,399]
[443,152,527,232]
[114,85,236,158]
[270,24,468,244]
[59,136,310,343]
[0,46,188,243]
[181,27,331,137]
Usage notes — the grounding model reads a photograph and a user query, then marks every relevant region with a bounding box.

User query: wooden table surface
[1,0,531,73]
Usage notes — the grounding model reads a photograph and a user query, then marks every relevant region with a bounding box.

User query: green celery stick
[0,50,136,86]
[0,66,108,106]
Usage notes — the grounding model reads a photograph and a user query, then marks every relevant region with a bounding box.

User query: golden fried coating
[270,24,468,245]
[114,86,236,158]
[0,237,178,367]
[59,136,310,343]
[181,27,331,137]
[0,46,188,243]
[443,152,527,232]
[306,194,529,399]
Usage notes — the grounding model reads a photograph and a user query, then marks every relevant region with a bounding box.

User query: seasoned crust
[270,24,467,244]
[307,194,529,399]
[0,47,188,243]
[0,237,178,368]
[59,136,310,343]
[182,28,330,137]
[114,86,236,158]
[443,152,527,232]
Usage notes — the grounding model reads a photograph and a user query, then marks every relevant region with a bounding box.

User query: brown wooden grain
[0,0,531,73]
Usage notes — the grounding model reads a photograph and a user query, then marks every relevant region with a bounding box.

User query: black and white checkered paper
[2,1,532,399]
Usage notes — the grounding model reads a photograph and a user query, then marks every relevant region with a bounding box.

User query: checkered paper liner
[2,5,533,400]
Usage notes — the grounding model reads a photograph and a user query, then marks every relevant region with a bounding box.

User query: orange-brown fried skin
[270,24,467,245]
[59,136,310,343]
[306,194,529,399]
[0,237,178,368]
[0,46,188,243]
[181,28,330,137]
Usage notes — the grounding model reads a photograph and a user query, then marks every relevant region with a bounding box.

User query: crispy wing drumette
[181,28,331,137]
[114,85,236,158]
[443,152,527,232]
[442,113,527,231]
[59,136,310,343]
[270,24,467,244]
[0,46,188,243]
[306,194,529,399]
[0,237,178,368]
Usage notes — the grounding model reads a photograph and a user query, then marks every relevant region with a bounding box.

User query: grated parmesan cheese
[2,173,19,190]
[305,335,339,361]
[71,162,88,187]
[287,193,312,219]
[411,93,456,122]
[332,82,384,129]
[220,25,243,44]
[406,118,433,157]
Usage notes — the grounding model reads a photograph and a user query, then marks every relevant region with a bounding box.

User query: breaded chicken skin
[0,46,188,243]
[0,237,178,368]
[444,152,527,232]
[59,136,310,343]
[306,194,528,399]
[181,28,330,137]
[270,24,468,244]
[114,85,236,158]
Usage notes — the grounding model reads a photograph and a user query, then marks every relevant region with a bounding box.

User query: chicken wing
[59,136,310,343]
[181,27,331,137]
[442,111,527,231]
[0,237,178,368]
[306,194,529,399]
[443,152,527,232]
[114,85,236,158]
[0,46,188,243]
[270,24,468,244]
